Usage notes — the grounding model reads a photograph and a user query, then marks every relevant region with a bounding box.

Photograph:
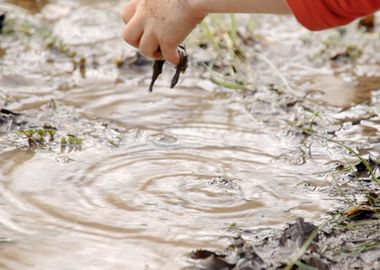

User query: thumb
[160,44,180,65]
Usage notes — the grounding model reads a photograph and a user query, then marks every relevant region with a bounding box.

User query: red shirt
[287,0,380,30]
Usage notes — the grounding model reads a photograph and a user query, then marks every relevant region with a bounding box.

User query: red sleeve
[286,0,380,30]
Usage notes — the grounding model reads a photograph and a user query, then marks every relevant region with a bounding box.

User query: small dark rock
[1,109,28,133]
[200,255,235,270]
[0,115,6,126]
[0,13,5,33]
[1,108,21,116]
[355,156,377,172]
[233,236,265,269]
[190,250,226,260]
[280,218,319,247]
[0,108,22,129]
[350,155,379,180]
[189,250,235,270]
[302,255,330,270]
[199,43,208,49]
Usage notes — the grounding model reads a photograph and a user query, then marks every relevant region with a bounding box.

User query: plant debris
[330,45,362,62]
[186,219,324,270]
[186,212,379,269]
[185,150,380,269]
[186,236,265,270]
[346,205,376,220]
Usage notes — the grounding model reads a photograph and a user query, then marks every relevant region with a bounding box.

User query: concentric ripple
[0,79,338,269]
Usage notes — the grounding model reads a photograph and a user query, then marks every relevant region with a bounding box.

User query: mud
[1,1,380,269]
[186,155,380,269]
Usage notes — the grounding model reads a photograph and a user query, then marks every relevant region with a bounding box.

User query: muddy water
[0,80,338,269]
[1,1,379,270]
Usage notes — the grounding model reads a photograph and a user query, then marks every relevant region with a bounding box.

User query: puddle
[1,1,379,269]
[0,78,337,269]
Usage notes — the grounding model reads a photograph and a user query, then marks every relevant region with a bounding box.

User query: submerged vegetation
[19,126,83,151]
[19,128,54,148]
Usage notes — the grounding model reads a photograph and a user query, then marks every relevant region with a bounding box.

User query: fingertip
[139,34,160,59]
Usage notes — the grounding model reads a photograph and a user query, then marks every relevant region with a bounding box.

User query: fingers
[139,34,161,59]
[160,42,180,65]
[122,15,144,48]
[122,0,138,24]
[121,0,181,64]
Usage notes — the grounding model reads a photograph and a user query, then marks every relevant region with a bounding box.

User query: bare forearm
[193,0,291,15]
[122,0,292,64]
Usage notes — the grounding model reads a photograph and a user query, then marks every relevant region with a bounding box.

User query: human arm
[122,0,290,65]
[122,0,380,64]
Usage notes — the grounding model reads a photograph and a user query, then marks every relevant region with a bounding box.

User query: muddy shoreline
[1,1,380,269]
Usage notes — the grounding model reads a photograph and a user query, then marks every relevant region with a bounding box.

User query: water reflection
[302,75,380,109]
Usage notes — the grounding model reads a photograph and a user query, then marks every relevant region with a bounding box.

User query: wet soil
[1,1,380,269]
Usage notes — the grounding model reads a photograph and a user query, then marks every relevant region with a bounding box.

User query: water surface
[1,1,379,269]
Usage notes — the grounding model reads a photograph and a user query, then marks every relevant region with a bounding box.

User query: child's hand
[122,0,206,65]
